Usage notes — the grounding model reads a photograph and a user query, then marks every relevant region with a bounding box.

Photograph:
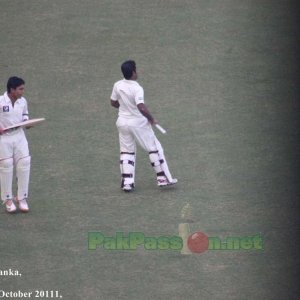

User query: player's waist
[116,116,148,127]
[118,112,145,118]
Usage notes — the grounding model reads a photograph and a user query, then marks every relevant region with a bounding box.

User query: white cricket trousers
[117,117,159,153]
[0,129,30,201]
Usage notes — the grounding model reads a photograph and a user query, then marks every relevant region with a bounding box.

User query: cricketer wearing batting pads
[110,60,177,192]
[0,77,31,213]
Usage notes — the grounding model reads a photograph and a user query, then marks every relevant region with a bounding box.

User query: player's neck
[8,93,18,104]
[131,72,138,80]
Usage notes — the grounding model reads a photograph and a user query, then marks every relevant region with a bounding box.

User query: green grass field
[1,1,299,299]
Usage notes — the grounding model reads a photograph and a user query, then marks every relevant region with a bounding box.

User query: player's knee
[120,152,135,166]
[16,156,31,170]
[0,158,13,170]
[149,151,164,165]
[149,151,164,174]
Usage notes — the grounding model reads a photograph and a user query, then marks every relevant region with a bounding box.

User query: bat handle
[155,124,167,134]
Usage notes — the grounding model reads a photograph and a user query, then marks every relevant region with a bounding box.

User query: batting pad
[16,156,31,200]
[154,137,174,183]
[120,153,135,185]
[0,158,13,201]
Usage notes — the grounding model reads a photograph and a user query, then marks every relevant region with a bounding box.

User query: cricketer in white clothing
[110,60,177,192]
[0,77,31,213]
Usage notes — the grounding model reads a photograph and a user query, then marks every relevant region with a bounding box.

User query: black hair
[7,76,25,92]
[121,60,136,79]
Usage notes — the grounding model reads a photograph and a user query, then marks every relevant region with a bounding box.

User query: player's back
[112,79,145,119]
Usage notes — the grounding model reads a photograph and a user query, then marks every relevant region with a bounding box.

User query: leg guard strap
[157,171,166,177]
[151,159,164,167]
[122,173,133,178]
[120,160,135,166]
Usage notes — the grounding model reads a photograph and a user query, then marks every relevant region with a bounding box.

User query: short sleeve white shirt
[0,92,29,129]
[111,79,145,119]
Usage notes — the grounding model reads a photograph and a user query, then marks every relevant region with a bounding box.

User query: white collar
[4,92,22,104]
[4,92,11,103]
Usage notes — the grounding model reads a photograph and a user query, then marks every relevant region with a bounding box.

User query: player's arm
[111,99,120,108]
[23,100,31,129]
[110,83,120,108]
[135,85,157,125]
[137,103,157,125]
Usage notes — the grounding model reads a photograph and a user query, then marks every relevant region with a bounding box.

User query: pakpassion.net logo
[88,232,183,251]
[88,232,263,254]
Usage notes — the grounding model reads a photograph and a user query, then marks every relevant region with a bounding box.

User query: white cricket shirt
[0,92,29,129]
[111,79,145,119]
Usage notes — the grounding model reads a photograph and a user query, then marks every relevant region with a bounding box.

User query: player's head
[7,76,25,92]
[121,60,137,80]
[7,76,25,99]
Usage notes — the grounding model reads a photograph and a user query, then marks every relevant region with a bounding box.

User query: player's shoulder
[134,82,144,94]
[113,79,143,91]
[0,92,7,101]
[19,97,28,104]
[129,80,143,90]
[114,79,125,85]
[133,80,142,87]
[113,79,125,90]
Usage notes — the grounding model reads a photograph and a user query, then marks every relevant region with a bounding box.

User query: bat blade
[3,118,46,131]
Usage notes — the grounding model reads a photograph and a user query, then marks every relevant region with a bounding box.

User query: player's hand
[0,128,4,135]
[151,119,158,125]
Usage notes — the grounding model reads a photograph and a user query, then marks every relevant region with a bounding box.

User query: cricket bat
[3,118,46,131]
[155,124,167,134]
